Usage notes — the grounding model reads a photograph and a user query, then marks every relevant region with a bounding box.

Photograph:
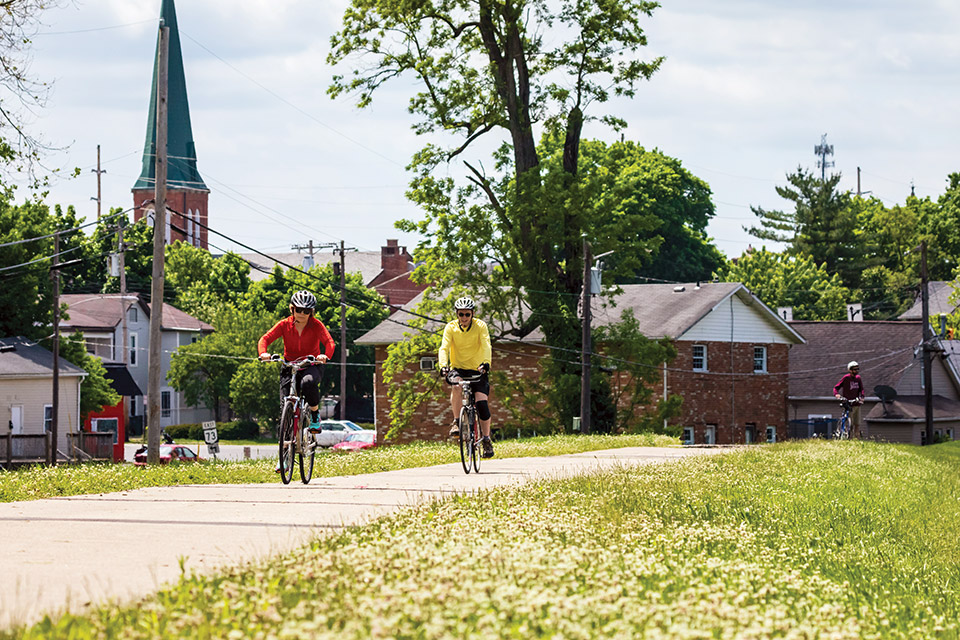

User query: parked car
[318,396,339,419]
[134,444,202,465]
[332,430,376,452]
[314,420,365,448]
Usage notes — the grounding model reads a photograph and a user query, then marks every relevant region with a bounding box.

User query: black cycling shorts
[452,368,490,396]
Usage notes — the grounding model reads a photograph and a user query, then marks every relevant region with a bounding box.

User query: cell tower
[814,133,834,181]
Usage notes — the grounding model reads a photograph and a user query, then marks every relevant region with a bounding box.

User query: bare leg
[450,386,462,423]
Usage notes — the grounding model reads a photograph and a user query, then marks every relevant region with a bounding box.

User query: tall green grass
[9,440,959,639]
[0,433,676,503]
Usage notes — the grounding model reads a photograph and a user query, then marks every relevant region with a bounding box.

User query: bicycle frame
[447,371,484,474]
[269,355,318,484]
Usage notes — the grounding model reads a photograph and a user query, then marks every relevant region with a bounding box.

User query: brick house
[356,282,805,445]
[787,321,960,444]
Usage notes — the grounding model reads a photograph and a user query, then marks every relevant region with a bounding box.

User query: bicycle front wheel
[278,401,296,485]
[470,409,481,473]
[458,406,471,474]
[298,405,315,484]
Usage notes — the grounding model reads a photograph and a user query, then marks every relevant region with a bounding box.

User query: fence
[1,431,114,468]
[788,418,839,440]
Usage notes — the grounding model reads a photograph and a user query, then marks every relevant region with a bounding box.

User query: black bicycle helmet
[290,290,317,310]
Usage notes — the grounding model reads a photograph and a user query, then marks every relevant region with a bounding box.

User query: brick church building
[131,0,209,249]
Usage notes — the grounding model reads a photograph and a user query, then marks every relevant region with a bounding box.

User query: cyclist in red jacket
[258,290,335,432]
[833,360,864,438]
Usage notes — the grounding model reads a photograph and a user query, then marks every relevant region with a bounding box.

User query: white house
[60,293,214,432]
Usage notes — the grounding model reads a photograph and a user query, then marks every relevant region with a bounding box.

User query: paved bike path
[0,446,720,629]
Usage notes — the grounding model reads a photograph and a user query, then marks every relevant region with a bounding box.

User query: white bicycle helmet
[454,296,476,310]
[290,290,317,310]
[847,361,859,371]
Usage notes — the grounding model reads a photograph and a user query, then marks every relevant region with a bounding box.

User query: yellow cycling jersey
[438,317,492,371]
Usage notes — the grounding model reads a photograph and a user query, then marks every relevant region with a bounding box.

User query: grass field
[6,439,959,639]
[0,433,676,503]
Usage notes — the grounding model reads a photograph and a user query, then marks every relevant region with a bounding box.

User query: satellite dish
[874,385,898,417]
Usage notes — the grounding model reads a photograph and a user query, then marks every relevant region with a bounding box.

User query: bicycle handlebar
[445,370,484,385]
[262,354,320,369]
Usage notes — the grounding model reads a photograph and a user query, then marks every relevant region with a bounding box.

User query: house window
[745,423,756,444]
[753,346,767,373]
[704,425,716,445]
[419,356,437,371]
[129,306,137,323]
[85,335,113,360]
[43,405,53,432]
[161,391,171,418]
[681,427,694,445]
[692,345,707,371]
[766,426,777,443]
[129,333,137,366]
[92,418,119,445]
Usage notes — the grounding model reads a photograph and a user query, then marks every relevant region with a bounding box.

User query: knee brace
[476,400,491,421]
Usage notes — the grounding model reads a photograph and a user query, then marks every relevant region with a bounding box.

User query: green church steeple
[133,0,208,192]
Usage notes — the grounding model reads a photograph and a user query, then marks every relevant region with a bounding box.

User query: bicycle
[834,397,862,440]
[267,354,319,484]
[446,370,484,474]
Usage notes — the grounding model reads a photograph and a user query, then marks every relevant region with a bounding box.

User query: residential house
[898,281,958,322]
[356,282,805,445]
[787,321,960,444]
[60,293,214,433]
[239,239,427,308]
[0,337,86,460]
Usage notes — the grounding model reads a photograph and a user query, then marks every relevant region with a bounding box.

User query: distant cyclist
[258,290,335,433]
[438,296,494,459]
[833,360,864,438]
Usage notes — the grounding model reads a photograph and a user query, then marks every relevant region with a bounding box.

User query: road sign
[202,421,219,456]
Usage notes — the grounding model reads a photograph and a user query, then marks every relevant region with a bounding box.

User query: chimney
[381,239,410,275]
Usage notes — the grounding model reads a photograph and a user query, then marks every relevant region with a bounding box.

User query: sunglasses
[293,306,312,314]
[457,311,472,318]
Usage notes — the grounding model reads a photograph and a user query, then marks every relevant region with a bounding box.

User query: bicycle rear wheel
[458,406,471,474]
[298,404,315,484]
[279,401,296,484]
[470,409,481,472]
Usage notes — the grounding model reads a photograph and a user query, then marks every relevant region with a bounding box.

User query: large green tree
[715,248,849,321]
[746,167,859,288]
[330,0,666,427]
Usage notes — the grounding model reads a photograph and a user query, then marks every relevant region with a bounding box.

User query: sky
[13,0,960,263]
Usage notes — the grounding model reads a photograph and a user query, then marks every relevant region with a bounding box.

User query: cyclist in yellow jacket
[438,296,494,458]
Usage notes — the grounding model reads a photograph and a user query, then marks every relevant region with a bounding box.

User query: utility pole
[147,20,169,465]
[338,240,348,420]
[920,241,934,445]
[91,145,105,219]
[119,223,128,366]
[291,240,316,268]
[50,231,61,465]
[856,167,872,198]
[579,236,592,435]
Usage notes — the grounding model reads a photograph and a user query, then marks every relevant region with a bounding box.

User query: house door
[9,406,22,434]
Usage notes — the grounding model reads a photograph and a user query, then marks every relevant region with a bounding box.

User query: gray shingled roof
[60,294,212,333]
[236,251,383,285]
[865,395,960,421]
[899,281,958,320]
[356,282,803,345]
[0,337,87,378]
[787,321,938,398]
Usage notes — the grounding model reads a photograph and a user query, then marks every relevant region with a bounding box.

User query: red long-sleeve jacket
[258,316,335,362]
